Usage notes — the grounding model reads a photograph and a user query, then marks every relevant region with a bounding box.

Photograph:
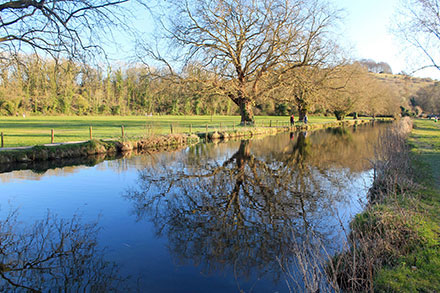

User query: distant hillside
[373,73,437,108]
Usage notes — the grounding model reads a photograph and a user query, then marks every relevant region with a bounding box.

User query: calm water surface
[0,123,389,292]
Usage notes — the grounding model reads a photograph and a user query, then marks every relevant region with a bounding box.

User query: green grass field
[0,115,341,147]
[409,119,440,188]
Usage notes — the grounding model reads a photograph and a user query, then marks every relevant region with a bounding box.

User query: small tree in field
[324,64,369,120]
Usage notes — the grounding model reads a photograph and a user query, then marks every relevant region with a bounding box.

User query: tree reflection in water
[0,210,127,292]
[125,126,383,291]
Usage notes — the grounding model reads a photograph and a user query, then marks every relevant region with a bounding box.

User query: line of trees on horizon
[0,55,403,119]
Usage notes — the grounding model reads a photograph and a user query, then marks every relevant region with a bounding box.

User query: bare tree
[143,0,340,124]
[275,66,339,120]
[0,0,129,60]
[395,0,440,72]
[324,64,373,120]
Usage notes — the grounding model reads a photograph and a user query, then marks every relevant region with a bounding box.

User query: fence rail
[0,120,305,148]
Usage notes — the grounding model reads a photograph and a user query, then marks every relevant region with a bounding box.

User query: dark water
[0,123,389,292]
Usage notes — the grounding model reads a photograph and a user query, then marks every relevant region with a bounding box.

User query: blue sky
[336,0,400,66]
[108,0,440,79]
[335,0,439,79]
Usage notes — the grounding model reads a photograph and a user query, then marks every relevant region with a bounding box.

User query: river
[0,123,389,292]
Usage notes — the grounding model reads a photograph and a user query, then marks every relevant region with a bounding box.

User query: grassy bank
[331,118,440,291]
[374,119,440,291]
[0,133,201,164]
[0,115,355,147]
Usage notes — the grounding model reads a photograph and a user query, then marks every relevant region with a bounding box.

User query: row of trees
[0,55,401,118]
[0,0,403,120]
[358,59,393,74]
[1,0,440,123]
[6,0,440,121]
[0,56,235,116]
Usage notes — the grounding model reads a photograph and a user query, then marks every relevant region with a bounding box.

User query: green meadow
[0,115,340,147]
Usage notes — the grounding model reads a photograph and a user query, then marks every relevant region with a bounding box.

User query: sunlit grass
[409,119,440,154]
[0,115,347,147]
[409,118,440,190]
[374,118,440,292]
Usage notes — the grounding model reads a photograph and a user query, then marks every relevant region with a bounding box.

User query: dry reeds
[369,117,414,202]
[328,117,418,292]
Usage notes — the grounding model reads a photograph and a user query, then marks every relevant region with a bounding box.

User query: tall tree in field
[145,0,339,124]
[0,0,128,60]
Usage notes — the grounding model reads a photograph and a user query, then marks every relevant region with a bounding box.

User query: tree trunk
[237,140,251,167]
[298,107,307,121]
[334,110,345,121]
[294,93,308,121]
[239,99,254,125]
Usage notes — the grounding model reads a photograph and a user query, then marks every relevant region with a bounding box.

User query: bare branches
[0,0,129,61]
[395,0,440,73]
[0,210,128,291]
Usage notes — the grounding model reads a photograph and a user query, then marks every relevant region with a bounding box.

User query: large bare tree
[145,0,339,124]
[0,0,129,60]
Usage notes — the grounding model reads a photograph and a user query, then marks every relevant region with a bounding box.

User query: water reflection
[124,124,387,291]
[0,123,390,292]
[0,143,191,179]
[0,210,128,292]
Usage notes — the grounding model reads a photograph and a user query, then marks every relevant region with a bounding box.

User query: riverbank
[0,118,382,165]
[0,134,200,165]
[331,118,440,292]
[375,119,440,291]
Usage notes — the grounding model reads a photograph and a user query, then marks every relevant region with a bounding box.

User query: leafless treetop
[0,0,129,61]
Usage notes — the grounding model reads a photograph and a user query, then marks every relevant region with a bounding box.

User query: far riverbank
[0,118,386,165]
